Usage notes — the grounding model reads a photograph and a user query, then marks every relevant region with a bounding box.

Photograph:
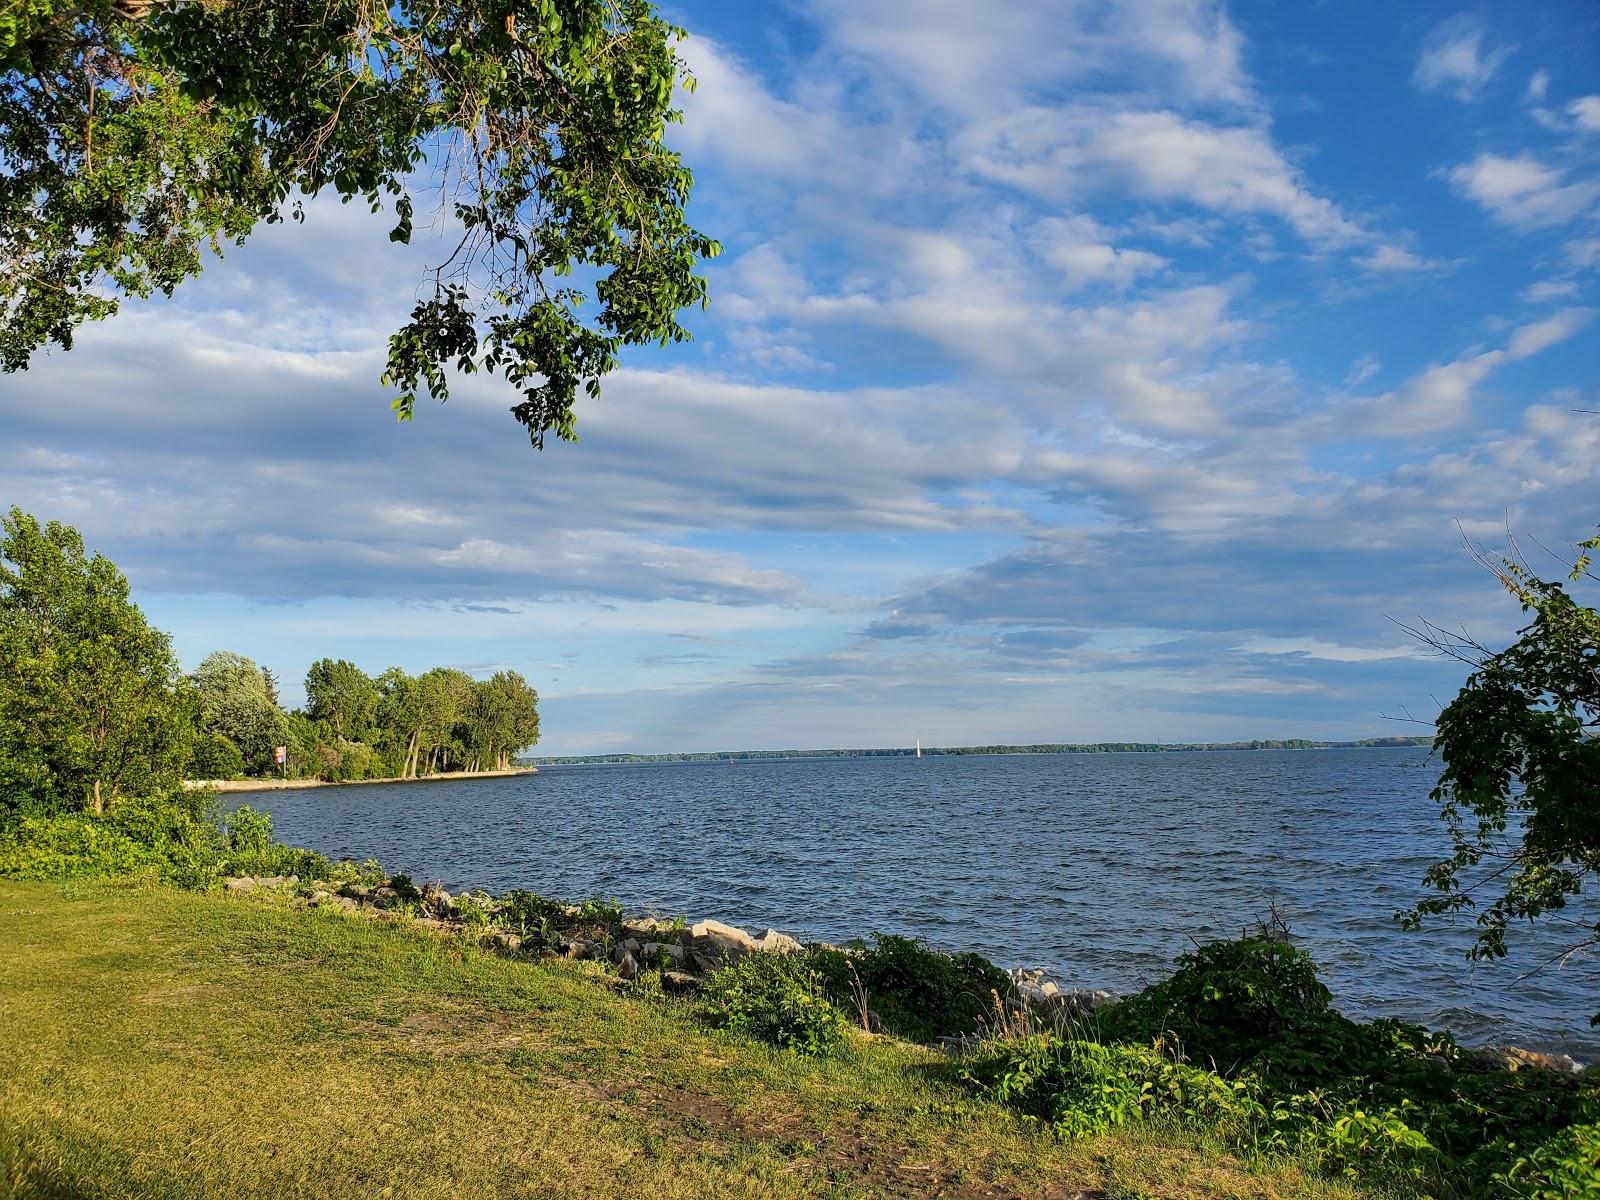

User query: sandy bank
[184,768,537,793]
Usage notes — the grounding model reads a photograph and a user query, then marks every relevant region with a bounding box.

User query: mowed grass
[0,880,1374,1200]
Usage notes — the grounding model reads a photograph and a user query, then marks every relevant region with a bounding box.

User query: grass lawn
[0,879,1374,1199]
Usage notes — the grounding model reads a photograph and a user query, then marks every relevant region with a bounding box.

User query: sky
[3,0,1598,755]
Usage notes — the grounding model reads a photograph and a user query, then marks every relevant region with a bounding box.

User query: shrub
[225,805,273,856]
[807,934,1015,1043]
[501,889,567,948]
[1096,932,1336,1075]
[565,896,624,946]
[213,804,333,880]
[1256,1092,1438,1184]
[965,1035,1256,1138]
[329,857,386,888]
[704,952,846,1056]
[1496,1122,1600,1198]
[0,789,222,885]
[1037,929,1598,1194]
[188,733,245,781]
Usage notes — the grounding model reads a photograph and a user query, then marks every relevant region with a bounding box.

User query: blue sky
[3,0,1598,754]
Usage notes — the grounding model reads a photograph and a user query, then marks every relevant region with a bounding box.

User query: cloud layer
[2,0,1596,752]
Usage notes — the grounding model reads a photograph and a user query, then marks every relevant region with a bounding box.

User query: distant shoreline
[528,737,1432,766]
[184,767,538,793]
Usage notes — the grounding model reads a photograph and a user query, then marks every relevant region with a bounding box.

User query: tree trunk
[91,778,103,815]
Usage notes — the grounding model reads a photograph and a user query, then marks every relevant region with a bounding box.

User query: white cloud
[966,108,1367,246]
[1355,309,1590,436]
[1037,216,1169,289]
[1371,351,1505,436]
[1505,307,1592,358]
[807,0,1253,113]
[1447,152,1600,230]
[1345,355,1381,388]
[1527,70,1550,101]
[1521,278,1581,303]
[1241,638,1422,663]
[1570,96,1600,133]
[1413,16,1514,101]
[1356,244,1441,272]
[672,39,907,192]
[1568,237,1600,269]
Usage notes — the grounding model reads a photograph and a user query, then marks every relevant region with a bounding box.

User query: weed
[703,952,846,1056]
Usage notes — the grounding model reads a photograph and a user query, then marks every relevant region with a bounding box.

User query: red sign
[274,746,287,764]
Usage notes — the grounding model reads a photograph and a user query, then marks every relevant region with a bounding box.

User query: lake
[257,747,1598,1056]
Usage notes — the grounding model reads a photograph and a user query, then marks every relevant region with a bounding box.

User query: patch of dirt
[546,1073,1100,1200]
[388,1007,540,1058]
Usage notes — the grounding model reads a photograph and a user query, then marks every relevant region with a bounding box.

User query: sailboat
[915,738,922,759]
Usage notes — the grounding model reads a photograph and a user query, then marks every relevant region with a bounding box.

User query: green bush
[807,934,1014,1043]
[704,952,846,1056]
[965,1035,1256,1138]
[501,889,567,948]
[188,733,245,780]
[225,805,273,856]
[0,789,222,885]
[1496,1122,1600,1198]
[222,809,334,881]
[0,792,341,886]
[1256,1093,1438,1185]
[978,930,1599,1195]
[1097,932,1333,1074]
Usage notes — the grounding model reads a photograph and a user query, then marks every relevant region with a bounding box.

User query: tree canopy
[304,657,379,741]
[1404,533,1600,1022]
[191,650,287,774]
[0,506,194,817]
[2,0,719,445]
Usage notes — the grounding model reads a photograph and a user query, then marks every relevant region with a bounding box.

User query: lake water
[257,748,1598,1056]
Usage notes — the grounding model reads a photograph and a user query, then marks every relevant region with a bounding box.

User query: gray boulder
[661,969,701,994]
[642,942,687,966]
[752,929,802,954]
[689,918,758,967]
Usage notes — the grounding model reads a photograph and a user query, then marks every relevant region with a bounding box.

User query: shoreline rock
[220,872,1591,1071]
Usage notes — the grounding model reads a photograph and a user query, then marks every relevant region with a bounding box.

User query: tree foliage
[2,0,719,445]
[1404,533,1600,1022]
[191,650,286,774]
[0,506,194,818]
[304,658,379,741]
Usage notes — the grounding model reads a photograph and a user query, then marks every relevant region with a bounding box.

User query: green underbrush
[2,795,1596,1198]
[963,931,1598,1197]
[0,789,369,888]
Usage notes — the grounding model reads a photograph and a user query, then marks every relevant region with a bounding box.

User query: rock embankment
[220,872,1593,1073]
[225,874,809,994]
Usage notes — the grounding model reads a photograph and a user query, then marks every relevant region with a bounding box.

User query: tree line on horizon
[0,508,539,823]
[533,737,1433,765]
[190,652,539,783]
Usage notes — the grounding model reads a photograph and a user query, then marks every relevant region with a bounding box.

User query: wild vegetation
[3,787,1595,1198]
[3,878,1391,1200]
[1402,534,1600,1024]
[0,508,540,805]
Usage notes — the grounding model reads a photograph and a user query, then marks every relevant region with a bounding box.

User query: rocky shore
[221,871,1593,1075]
